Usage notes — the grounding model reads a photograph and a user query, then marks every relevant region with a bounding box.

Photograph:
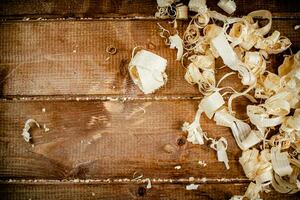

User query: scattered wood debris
[198,160,207,167]
[155,0,300,198]
[174,165,181,169]
[43,124,50,132]
[186,183,199,190]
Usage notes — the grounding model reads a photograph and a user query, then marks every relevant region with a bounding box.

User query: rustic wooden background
[0,0,299,199]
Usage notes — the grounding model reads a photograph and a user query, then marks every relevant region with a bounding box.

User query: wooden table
[0,0,299,199]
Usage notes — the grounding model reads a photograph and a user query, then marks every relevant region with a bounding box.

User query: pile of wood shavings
[154,0,300,199]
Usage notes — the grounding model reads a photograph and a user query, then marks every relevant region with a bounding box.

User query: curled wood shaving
[244,182,262,200]
[157,25,183,61]
[214,108,263,150]
[255,31,292,54]
[157,0,175,7]
[248,10,272,36]
[169,34,184,60]
[128,49,167,94]
[272,172,299,194]
[132,171,144,180]
[211,31,256,86]
[182,91,230,169]
[217,0,236,14]
[184,54,216,95]
[200,91,225,119]
[182,108,205,145]
[239,148,273,185]
[22,119,40,142]
[188,0,207,13]
[271,147,292,177]
[176,3,188,19]
[210,137,230,169]
[145,178,152,189]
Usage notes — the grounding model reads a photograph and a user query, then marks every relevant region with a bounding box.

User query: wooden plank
[0,99,251,179]
[0,182,299,200]
[0,19,299,97]
[0,0,299,19]
[0,0,157,19]
[0,20,193,97]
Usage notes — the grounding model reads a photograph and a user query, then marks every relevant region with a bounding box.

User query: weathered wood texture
[0,0,300,19]
[0,0,300,199]
[0,182,299,200]
[0,99,252,179]
[1,19,299,97]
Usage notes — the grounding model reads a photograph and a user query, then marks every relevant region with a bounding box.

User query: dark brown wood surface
[0,19,299,97]
[0,0,300,19]
[0,100,252,179]
[0,0,300,199]
[1,182,299,200]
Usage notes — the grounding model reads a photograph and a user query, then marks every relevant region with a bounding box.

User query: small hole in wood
[137,186,146,196]
[177,137,186,146]
[106,45,117,55]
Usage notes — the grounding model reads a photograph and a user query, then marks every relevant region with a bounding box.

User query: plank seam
[0,178,250,184]
[0,96,204,102]
[0,14,299,22]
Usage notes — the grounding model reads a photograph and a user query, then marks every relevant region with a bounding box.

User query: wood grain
[0,19,299,97]
[1,0,300,199]
[0,99,252,179]
[0,0,300,19]
[0,182,299,200]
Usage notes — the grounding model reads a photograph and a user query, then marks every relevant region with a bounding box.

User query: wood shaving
[155,0,300,198]
[145,178,152,189]
[186,183,199,190]
[188,0,207,13]
[198,160,207,167]
[131,172,152,189]
[128,49,168,94]
[133,171,144,180]
[169,34,184,60]
[155,0,176,19]
[217,0,236,14]
[157,0,175,8]
[176,3,188,19]
[188,176,195,182]
[43,124,50,132]
[22,119,40,142]
[210,137,230,169]
[174,165,181,169]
